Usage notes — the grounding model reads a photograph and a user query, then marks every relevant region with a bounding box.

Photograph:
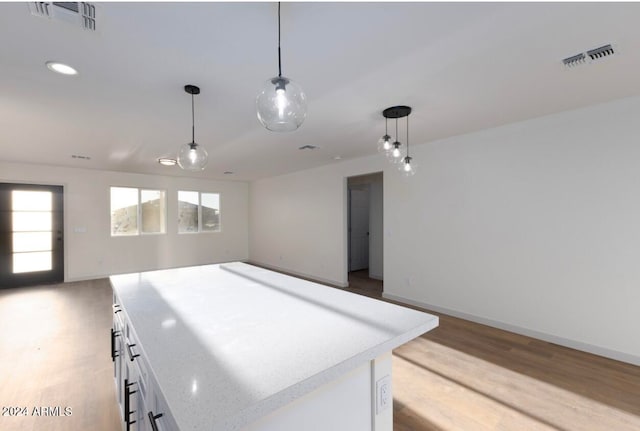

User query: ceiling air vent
[563,43,615,68]
[587,44,614,60]
[563,53,586,68]
[28,2,97,31]
[298,145,318,150]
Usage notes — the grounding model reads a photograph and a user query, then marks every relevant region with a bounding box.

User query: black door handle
[148,411,163,431]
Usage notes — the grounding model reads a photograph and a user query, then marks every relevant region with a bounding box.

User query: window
[178,191,221,233]
[111,187,166,236]
[141,189,166,234]
[12,190,53,273]
[201,193,221,232]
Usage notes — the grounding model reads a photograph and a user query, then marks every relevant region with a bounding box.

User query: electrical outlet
[376,375,391,414]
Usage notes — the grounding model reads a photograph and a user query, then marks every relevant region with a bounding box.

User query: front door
[0,183,64,288]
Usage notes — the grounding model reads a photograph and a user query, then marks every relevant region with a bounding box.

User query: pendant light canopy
[177,85,208,171]
[379,105,417,176]
[256,2,307,132]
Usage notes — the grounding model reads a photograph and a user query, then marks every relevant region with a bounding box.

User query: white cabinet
[114,293,174,431]
[112,299,124,419]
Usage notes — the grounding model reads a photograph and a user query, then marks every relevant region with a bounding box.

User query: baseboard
[247,260,348,288]
[368,274,383,281]
[383,292,640,367]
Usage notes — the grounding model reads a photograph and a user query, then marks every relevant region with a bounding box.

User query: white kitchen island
[109,262,438,431]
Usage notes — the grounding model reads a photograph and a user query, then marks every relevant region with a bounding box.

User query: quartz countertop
[109,262,438,430]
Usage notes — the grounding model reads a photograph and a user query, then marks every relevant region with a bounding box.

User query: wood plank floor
[1,276,639,431]
[0,280,120,431]
[346,270,640,431]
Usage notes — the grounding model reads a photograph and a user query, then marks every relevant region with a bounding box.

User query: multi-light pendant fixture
[378,106,416,176]
[177,85,208,171]
[256,2,307,132]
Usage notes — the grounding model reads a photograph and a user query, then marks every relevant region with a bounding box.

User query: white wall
[385,95,640,365]
[249,95,640,365]
[250,156,386,287]
[0,162,249,281]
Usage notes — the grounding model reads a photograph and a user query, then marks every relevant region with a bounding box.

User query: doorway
[0,183,64,288]
[347,172,383,293]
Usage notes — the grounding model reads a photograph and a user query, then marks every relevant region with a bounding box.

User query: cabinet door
[147,391,177,431]
[125,360,143,431]
[114,320,124,414]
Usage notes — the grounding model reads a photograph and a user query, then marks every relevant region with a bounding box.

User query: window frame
[110,186,167,237]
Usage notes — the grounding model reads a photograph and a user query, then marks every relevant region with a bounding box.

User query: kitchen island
[110,262,438,431]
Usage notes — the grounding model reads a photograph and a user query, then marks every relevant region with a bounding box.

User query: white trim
[383,293,640,367]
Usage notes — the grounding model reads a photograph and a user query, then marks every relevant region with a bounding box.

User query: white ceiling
[1,2,640,181]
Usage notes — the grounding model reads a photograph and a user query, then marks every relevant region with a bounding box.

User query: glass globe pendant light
[177,85,208,171]
[377,117,394,154]
[256,2,307,132]
[387,118,403,163]
[399,114,417,176]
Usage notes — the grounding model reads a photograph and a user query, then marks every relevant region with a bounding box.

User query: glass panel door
[12,191,53,273]
[0,184,64,288]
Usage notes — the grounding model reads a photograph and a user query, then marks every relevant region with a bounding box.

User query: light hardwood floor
[346,270,640,431]
[0,280,121,431]
[1,276,639,431]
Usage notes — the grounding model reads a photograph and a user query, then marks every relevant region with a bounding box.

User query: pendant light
[377,117,394,154]
[387,117,403,162]
[256,2,307,132]
[379,105,416,174]
[399,113,417,176]
[177,85,208,171]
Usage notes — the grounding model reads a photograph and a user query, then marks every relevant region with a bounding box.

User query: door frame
[344,172,383,288]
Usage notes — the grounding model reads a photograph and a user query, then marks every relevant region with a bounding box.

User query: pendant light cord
[277,2,282,77]
[406,115,409,157]
[191,92,195,144]
[395,118,398,144]
[385,117,388,135]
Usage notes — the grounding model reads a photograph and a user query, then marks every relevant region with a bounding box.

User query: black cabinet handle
[126,343,140,361]
[148,411,163,431]
[110,329,120,362]
[124,379,137,431]
[114,309,123,314]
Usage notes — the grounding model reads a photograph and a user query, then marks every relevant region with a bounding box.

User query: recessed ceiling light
[45,61,78,76]
[158,158,177,166]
